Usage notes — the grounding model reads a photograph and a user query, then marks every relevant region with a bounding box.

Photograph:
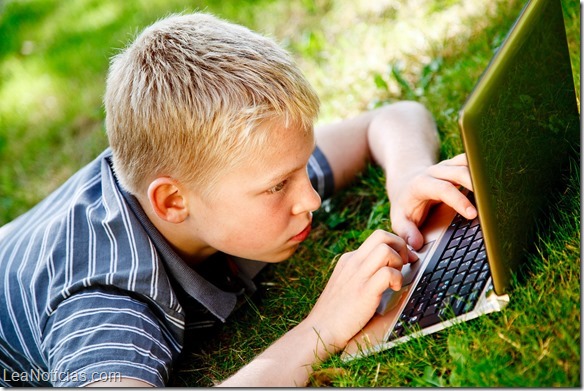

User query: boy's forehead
[246,122,315,181]
[269,120,314,155]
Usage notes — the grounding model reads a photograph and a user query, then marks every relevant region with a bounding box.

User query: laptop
[342,0,580,360]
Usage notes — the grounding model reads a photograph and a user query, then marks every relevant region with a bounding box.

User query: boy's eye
[267,180,287,194]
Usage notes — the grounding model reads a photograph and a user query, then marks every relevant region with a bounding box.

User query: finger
[355,230,408,264]
[437,184,477,220]
[443,188,477,220]
[370,266,403,293]
[427,164,474,191]
[360,242,405,277]
[391,214,425,250]
[407,246,419,263]
[408,171,477,219]
[439,153,468,166]
[386,268,404,291]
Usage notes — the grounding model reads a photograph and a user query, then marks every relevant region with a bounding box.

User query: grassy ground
[1,0,580,387]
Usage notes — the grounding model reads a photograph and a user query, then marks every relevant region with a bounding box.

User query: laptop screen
[458,0,580,294]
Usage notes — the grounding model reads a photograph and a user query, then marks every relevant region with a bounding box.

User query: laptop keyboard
[388,203,491,341]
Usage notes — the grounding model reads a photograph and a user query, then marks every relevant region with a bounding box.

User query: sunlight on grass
[262,0,500,123]
[0,58,59,127]
[53,1,122,34]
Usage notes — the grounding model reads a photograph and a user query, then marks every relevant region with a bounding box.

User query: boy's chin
[259,244,301,264]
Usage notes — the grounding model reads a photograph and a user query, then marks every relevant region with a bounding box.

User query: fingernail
[408,247,419,262]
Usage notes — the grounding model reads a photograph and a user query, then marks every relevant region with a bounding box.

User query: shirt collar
[103,149,253,322]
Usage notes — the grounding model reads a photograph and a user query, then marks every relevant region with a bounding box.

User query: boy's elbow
[378,100,438,135]
[385,100,439,149]
[391,100,435,123]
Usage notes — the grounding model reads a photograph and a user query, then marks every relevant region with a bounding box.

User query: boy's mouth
[291,222,312,243]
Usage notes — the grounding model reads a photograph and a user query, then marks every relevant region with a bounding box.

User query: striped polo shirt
[0,147,333,387]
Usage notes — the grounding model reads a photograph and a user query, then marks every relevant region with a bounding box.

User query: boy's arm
[315,101,477,250]
[87,378,153,387]
[218,230,409,387]
[42,288,179,388]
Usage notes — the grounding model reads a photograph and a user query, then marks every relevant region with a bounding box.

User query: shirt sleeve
[40,287,183,387]
[308,145,335,200]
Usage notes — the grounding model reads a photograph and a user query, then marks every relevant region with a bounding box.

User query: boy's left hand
[303,229,412,353]
[388,153,477,250]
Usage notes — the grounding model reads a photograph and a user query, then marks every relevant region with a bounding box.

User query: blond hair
[104,12,319,197]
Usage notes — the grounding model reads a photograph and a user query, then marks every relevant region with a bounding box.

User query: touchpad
[375,241,434,315]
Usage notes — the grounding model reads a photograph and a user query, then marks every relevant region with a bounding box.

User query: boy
[0,13,476,387]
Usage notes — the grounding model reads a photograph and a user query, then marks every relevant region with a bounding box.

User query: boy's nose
[291,179,321,216]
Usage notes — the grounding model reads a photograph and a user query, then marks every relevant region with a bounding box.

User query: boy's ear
[147,177,189,224]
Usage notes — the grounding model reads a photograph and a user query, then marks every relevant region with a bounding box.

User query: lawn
[0,0,580,387]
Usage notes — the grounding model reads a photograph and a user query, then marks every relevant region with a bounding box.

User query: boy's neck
[136,195,217,266]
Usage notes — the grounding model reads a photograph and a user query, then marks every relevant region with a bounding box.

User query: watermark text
[3,368,123,385]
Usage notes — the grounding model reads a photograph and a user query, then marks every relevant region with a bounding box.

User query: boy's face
[186,119,322,263]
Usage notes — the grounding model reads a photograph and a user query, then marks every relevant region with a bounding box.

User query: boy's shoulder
[0,147,257,321]
[0,148,136,255]
[1,148,115,236]
[0,148,181,312]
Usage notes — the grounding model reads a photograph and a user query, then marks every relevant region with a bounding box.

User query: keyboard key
[418,313,442,328]
[453,227,467,239]
[458,283,473,297]
[470,261,483,274]
[437,258,451,270]
[463,249,478,262]
[468,289,480,302]
[478,270,489,282]
[462,303,474,315]
[443,247,456,259]
[452,273,465,285]
[439,297,465,317]
[452,298,466,316]
[423,303,440,317]
[473,276,488,292]
[464,271,478,286]
[460,236,473,248]
[469,239,482,251]
[442,268,456,282]
[446,282,461,295]
[447,236,462,249]
[446,258,461,271]
[429,291,445,305]
[477,250,487,261]
[458,260,472,273]
[419,273,432,285]
[413,301,427,316]
[464,225,479,238]
[403,301,417,317]
[436,280,450,292]
[454,247,467,260]
[430,268,445,282]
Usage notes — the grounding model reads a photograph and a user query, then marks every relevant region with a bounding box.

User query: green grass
[1,0,580,387]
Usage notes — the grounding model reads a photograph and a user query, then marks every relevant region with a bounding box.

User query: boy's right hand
[303,229,413,353]
[388,153,477,250]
